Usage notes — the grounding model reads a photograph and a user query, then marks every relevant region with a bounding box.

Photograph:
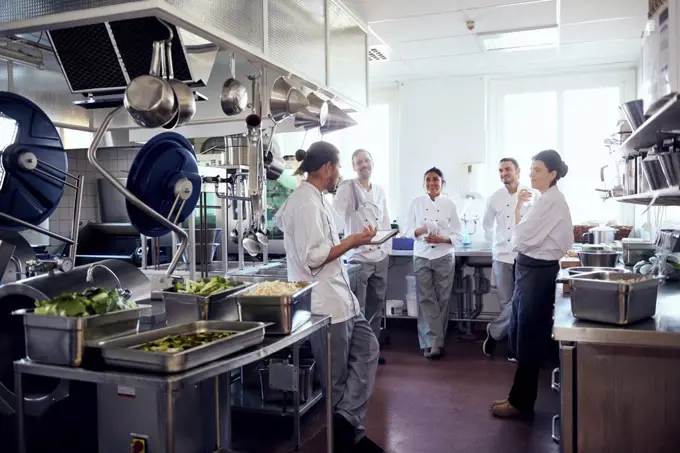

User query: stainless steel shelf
[617,93,680,158]
[613,186,680,206]
[230,381,323,416]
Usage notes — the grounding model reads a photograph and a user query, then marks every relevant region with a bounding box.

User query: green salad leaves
[34,287,137,317]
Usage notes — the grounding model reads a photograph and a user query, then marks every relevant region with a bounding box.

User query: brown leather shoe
[490,398,508,409]
[491,401,533,419]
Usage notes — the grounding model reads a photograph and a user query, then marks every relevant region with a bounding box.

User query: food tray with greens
[97,320,266,373]
[160,276,253,325]
[12,287,148,367]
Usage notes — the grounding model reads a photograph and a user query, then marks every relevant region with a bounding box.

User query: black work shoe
[378,357,386,365]
[354,435,384,453]
[333,413,356,453]
[482,323,497,357]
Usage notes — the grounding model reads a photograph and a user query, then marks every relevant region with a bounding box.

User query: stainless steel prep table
[14,315,333,453]
[552,282,680,453]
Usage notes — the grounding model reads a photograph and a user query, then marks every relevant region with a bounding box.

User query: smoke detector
[368,45,389,62]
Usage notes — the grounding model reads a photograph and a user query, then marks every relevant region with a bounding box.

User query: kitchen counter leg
[15,370,25,453]
[326,324,333,453]
[293,342,301,450]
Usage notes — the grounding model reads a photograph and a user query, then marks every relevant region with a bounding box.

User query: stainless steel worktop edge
[553,282,680,348]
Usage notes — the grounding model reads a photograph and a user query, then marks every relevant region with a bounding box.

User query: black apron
[508,252,559,364]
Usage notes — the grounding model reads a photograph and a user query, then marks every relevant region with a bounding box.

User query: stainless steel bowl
[568,266,630,276]
[577,251,620,267]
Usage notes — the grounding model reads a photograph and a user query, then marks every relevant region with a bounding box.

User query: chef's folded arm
[482,196,495,243]
[403,199,418,239]
[331,180,350,232]
[448,203,464,246]
[511,196,567,253]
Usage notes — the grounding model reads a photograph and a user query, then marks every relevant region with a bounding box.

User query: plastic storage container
[406,274,417,296]
[406,294,418,317]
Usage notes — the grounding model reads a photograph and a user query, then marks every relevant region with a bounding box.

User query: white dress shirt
[512,185,573,261]
[333,179,392,263]
[482,185,532,264]
[275,181,361,324]
[404,194,464,260]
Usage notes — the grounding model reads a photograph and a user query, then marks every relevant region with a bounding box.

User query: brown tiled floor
[233,322,560,453]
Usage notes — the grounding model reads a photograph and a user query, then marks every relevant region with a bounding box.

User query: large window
[323,104,391,193]
[277,100,396,218]
[489,71,636,225]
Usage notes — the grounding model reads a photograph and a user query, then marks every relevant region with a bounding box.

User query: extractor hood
[47,17,218,95]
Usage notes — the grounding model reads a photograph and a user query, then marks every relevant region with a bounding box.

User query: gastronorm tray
[97,320,266,373]
[12,305,150,367]
[236,281,317,335]
[159,279,254,325]
[568,271,662,325]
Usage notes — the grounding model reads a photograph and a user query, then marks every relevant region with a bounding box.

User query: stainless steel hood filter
[294,92,329,130]
[46,18,218,96]
[320,101,357,134]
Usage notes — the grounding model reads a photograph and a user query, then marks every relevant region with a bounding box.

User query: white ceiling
[345,0,648,84]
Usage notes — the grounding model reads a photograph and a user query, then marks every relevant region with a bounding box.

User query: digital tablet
[369,229,399,245]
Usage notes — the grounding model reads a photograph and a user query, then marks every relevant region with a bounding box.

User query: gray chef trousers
[311,314,380,440]
[414,254,455,349]
[488,260,515,341]
[350,257,389,338]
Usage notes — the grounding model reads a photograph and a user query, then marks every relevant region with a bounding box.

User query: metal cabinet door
[559,342,576,453]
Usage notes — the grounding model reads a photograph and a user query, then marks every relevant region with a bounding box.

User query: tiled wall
[48,148,138,247]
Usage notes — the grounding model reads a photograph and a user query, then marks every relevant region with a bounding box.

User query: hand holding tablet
[368,229,399,245]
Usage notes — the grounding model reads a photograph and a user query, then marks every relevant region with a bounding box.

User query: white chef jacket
[482,185,533,264]
[275,181,361,324]
[512,185,573,261]
[404,194,464,260]
[333,179,392,263]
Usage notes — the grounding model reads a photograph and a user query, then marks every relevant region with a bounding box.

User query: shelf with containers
[613,93,680,206]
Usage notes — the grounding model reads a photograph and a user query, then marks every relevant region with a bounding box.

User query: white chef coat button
[507,239,510,242]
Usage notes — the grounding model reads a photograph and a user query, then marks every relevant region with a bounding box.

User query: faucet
[86,263,122,290]
[9,255,22,281]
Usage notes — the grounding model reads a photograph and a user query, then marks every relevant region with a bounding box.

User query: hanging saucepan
[156,19,195,129]
[294,92,329,130]
[163,39,196,128]
[269,76,309,122]
[320,101,357,135]
[124,41,177,129]
[221,53,248,116]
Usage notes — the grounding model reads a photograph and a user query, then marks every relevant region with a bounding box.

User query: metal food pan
[237,281,317,334]
[159,280,254,325]
[12,305,149,367]
[569,272,661,325]
[97,320,266,373]
[237,281,317,305]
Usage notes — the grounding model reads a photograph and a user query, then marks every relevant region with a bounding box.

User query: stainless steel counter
[553,281,680,348]
[391,242,493,258]
[14,315,331,390]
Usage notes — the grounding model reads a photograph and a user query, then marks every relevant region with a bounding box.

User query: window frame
[487,69,637,225]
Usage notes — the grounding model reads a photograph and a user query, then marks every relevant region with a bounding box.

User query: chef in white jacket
[275,142,384,453]
[404,167,463,359]
[333,149,391,365]
[491,149,573,419]
[481,157,532,361]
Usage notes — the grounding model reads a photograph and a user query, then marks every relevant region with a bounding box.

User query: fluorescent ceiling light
[478,25,559,52]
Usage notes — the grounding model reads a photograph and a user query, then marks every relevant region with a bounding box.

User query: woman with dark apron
[491,149,573,419]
